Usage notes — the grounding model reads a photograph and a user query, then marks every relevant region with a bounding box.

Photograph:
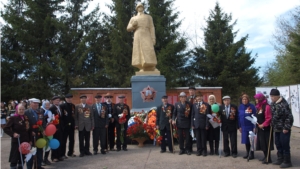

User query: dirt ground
[1,127,299,169]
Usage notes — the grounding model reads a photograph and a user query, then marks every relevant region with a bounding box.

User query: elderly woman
[254,93,273,164]
[4,105,32,169]
[238,94,256,160]
[207,95,220,155]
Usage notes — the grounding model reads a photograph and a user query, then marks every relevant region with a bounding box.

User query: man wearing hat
[191,92,211,156]
[172,92,192,155]
[60,93,76,158]
[219,96,238,158]
[102,93,116,151]
[25,98,45,169]
[49,96,65,162]
[114,95,130,151]
[270,89,293,168]
[156,95,174,153]
[187,87,196,104]
[92,94,108,155]
[75,95,94,157]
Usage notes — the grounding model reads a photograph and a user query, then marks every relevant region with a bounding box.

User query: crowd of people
[0,87,294,169]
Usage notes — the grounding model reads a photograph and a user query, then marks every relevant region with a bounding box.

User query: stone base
[135,70,160,76]
[131,75,166,111]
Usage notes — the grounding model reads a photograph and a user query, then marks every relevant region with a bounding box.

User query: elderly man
[172,92,192,155]
[270,89,294,168]
[219,96,238,158]
[25,98,45,169]
[102,93,116,151]
[75,95,94,157]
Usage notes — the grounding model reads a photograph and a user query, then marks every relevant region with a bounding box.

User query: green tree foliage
[189,3,261,101]
[147,0,189,88]
[102,0,137,87]
[264,6,300,86]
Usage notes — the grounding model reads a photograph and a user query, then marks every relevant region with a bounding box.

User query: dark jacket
[172,101,192,129]
[191,102,210,129]
[92,103,108,128]
[49,105,64,130]
[114,103,130,128]
[4,115,32,143]
[102,102,116,121]
[156,103,174,130]
[60,102,76,129]
[1,107,7,119]
[219,104,239,132]
[25,108,45,132]
[271,97,294,131]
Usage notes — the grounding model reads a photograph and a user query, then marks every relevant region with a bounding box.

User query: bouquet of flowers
[146,109,157,140]
[207,112,221,128]
[127,112,149,139]
[118,108,128,144]
[155,129,163,145]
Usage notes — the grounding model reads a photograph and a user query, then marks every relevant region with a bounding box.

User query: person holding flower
[41,100,53,166]
[92,94,108,154]
[238,94,256,160]
[172,92,192,155]
[192,92,210,156]
[4,105,31,169]
[25,98,45,169]
[115,95,130,151]
[156,95,174,153]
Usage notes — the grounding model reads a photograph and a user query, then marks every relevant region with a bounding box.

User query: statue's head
[136,2,144,11]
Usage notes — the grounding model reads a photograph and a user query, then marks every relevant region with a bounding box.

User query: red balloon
[19,142,31,154]
[45,124,56,136]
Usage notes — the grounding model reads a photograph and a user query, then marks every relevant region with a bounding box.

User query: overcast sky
[1,0,300,75]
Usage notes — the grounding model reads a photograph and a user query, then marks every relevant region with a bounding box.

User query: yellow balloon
[35,138,47,148]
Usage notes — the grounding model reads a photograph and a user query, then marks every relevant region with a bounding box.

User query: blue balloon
[49,139,60,150]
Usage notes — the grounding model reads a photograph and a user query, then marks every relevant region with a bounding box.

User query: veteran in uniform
[60,93,76,158]
[156,95,174,153]
[102,93,116,151]
[114,95,130,151]
[172,92,192,155]
[92,94,108,155]
[75,95,94,157]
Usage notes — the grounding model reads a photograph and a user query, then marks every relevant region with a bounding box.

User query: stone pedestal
[131,75,166,112]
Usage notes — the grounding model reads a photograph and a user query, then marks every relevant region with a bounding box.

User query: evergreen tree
[56,0,106,93]
[147,0,189,88]
[103,0,137,87]
[190,3,261,101]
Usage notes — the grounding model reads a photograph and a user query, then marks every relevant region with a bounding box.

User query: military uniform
[156,99,174,152]
[173,93,192,155]
[102,93,116,150]
[114,97,130,151]
[92,95,108,154]
[192,100,210,156]
[60,94,76,157]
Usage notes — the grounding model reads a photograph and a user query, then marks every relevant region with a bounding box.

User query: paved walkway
[1,127,299,169]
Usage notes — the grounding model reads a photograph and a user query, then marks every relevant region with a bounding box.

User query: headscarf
[254,93,267,110]
[42,100,53,123]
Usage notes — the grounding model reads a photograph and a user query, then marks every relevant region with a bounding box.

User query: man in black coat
[92,94,108,155]
[25,98,45,169]
[102,93,116,151]
[60,93,76,158]
[49,96,64,162]
[114,95,130,151]
[187,86,196,152]
[191,92,210,156]
[156,95,174,153]
[219,96,239,158]
[172,92,192,155]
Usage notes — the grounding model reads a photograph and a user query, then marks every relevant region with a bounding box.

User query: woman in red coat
[4,105,32,169]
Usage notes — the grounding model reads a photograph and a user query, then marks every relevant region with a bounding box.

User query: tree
[102,0,137,87]
[263,6,300,86]
[147,0,189,88]
[189,2,261,102]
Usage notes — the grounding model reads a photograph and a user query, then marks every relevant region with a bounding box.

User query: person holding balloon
[238,94,257,160]
[41,100,53,166]
[207,95,221,155]
[4,105,32,169]
[25,98,45,169]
